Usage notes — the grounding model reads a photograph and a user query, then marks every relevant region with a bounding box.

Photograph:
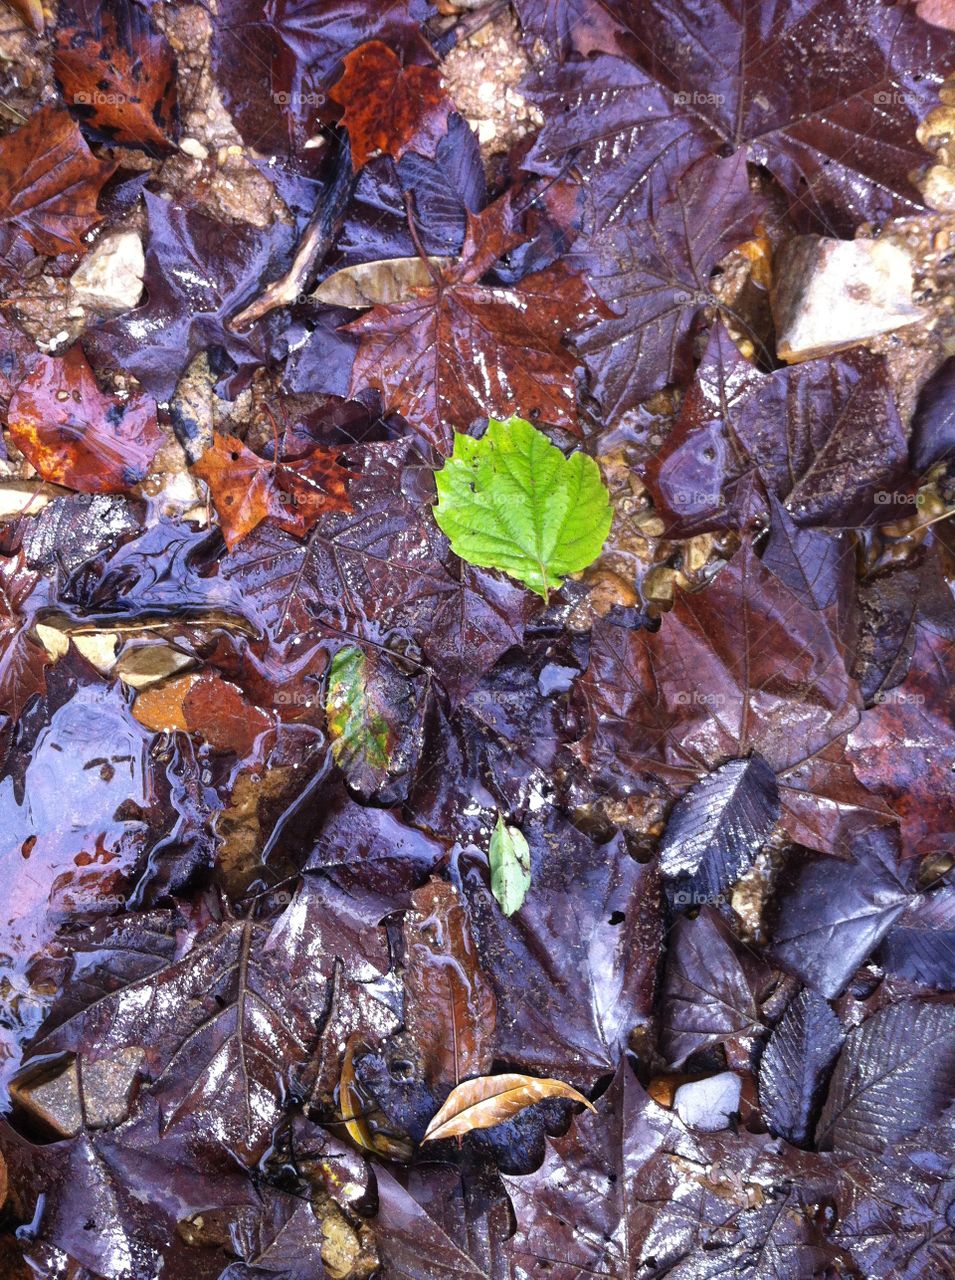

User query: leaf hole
[608,911,625,926]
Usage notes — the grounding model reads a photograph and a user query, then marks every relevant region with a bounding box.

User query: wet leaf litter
[0,1,953,1278]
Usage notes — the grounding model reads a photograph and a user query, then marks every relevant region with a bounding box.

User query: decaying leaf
[330,41,453,170]
[54,0,179,152]
[0,106,114,255]
[7,346,163,494]
[423,1072,593,1142]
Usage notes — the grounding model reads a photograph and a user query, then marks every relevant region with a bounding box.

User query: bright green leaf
[432,416,612,601]
[489,814,531,916]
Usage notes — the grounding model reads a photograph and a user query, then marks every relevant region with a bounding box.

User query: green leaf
[489,814,531,916]
[432,416,612,601]
[325,645,425,804]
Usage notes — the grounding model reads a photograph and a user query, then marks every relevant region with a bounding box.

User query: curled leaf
[423,1072,594,1143]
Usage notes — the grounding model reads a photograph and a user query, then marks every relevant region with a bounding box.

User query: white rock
[772,236,926,363]
[70,231,145,315]
[179,136,209,160]
[673,1072,742,1132]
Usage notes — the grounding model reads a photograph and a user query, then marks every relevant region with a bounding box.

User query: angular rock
[70,230,145,315]
[772,236,926,363]
[673,1072,742,1132]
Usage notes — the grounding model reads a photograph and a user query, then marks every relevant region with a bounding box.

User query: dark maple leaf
[83,191,294,403]
[26,903,325,1165]
[573,541,866,854]
[816,1000,955,1157]
[645,324,911,534]
[767,835,912,998]
[330,41,452,170]
[0,106,114,255]
[570,154,766,417]
[192,430,353,548]
[512,0,627,58]
[7,345,164,494]
[215,438,534,700]
[878,886,955,990]
[54,0,179,153]
[524,0,955,235]
[847,596,955,857]
[660,906,765,1068]
[503,1058,834,1279]
[758,987,844,1147]
[346,195,608,452]
[460,816,662,1088]
[211,0,432,154]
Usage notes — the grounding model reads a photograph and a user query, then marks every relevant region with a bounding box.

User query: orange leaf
[182,672,272,756]
[0,106,114,254]
[54,0,179,153]
[423,1072,595,1143]
[192,431,353,549]
[7,346,163,493]
[330,40,453,170]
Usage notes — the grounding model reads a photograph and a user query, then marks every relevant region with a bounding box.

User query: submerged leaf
[423,1072,593,1142]
[488,815,532,916]
[433,416,612,600]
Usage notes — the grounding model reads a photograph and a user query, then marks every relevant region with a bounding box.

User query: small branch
[229,142,357,331]
[403,190,444,287]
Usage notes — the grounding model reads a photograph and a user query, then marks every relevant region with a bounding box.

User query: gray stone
[772,235,926,363]
[70,230,145,315]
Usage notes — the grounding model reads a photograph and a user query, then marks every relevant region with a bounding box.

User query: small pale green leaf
[489,814,531,916]
[433,416,612,601]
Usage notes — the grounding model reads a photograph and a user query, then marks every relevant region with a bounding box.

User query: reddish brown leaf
[192,430,353,549]
[346,196,608,452]
[423,1072,593,1142]
[0,107,114,255]
[330,41,453,171]
[403,878,497,1089]
[6,346,163,494]
[182,672,272,757]
[54,0,178,153]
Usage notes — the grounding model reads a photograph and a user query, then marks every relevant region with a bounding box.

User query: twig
[229,141,357,331]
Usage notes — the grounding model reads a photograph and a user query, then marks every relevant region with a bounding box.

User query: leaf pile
[0,2,953,1279]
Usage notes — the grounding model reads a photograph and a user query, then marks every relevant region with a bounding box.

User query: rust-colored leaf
[0,107,114,255]
[330,40,453,171]
[182,672,272,756]
[192,430,353,549]
[423,1072,594,1143]
[54,0,178,152]
[347,197,608,452]
[403,878,497,1089]
[6,345,163,493]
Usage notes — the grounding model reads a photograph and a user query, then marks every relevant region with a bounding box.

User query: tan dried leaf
[422,1072,594,1143]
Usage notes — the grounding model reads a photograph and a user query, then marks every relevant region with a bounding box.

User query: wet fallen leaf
[423,1072,593,1142]
[7,346,163,494]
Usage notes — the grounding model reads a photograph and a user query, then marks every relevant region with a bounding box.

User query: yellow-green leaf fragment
[433,416,612,600]
[489,814,531,916]
[326,643,393,786]
[422,1072,595,1142]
